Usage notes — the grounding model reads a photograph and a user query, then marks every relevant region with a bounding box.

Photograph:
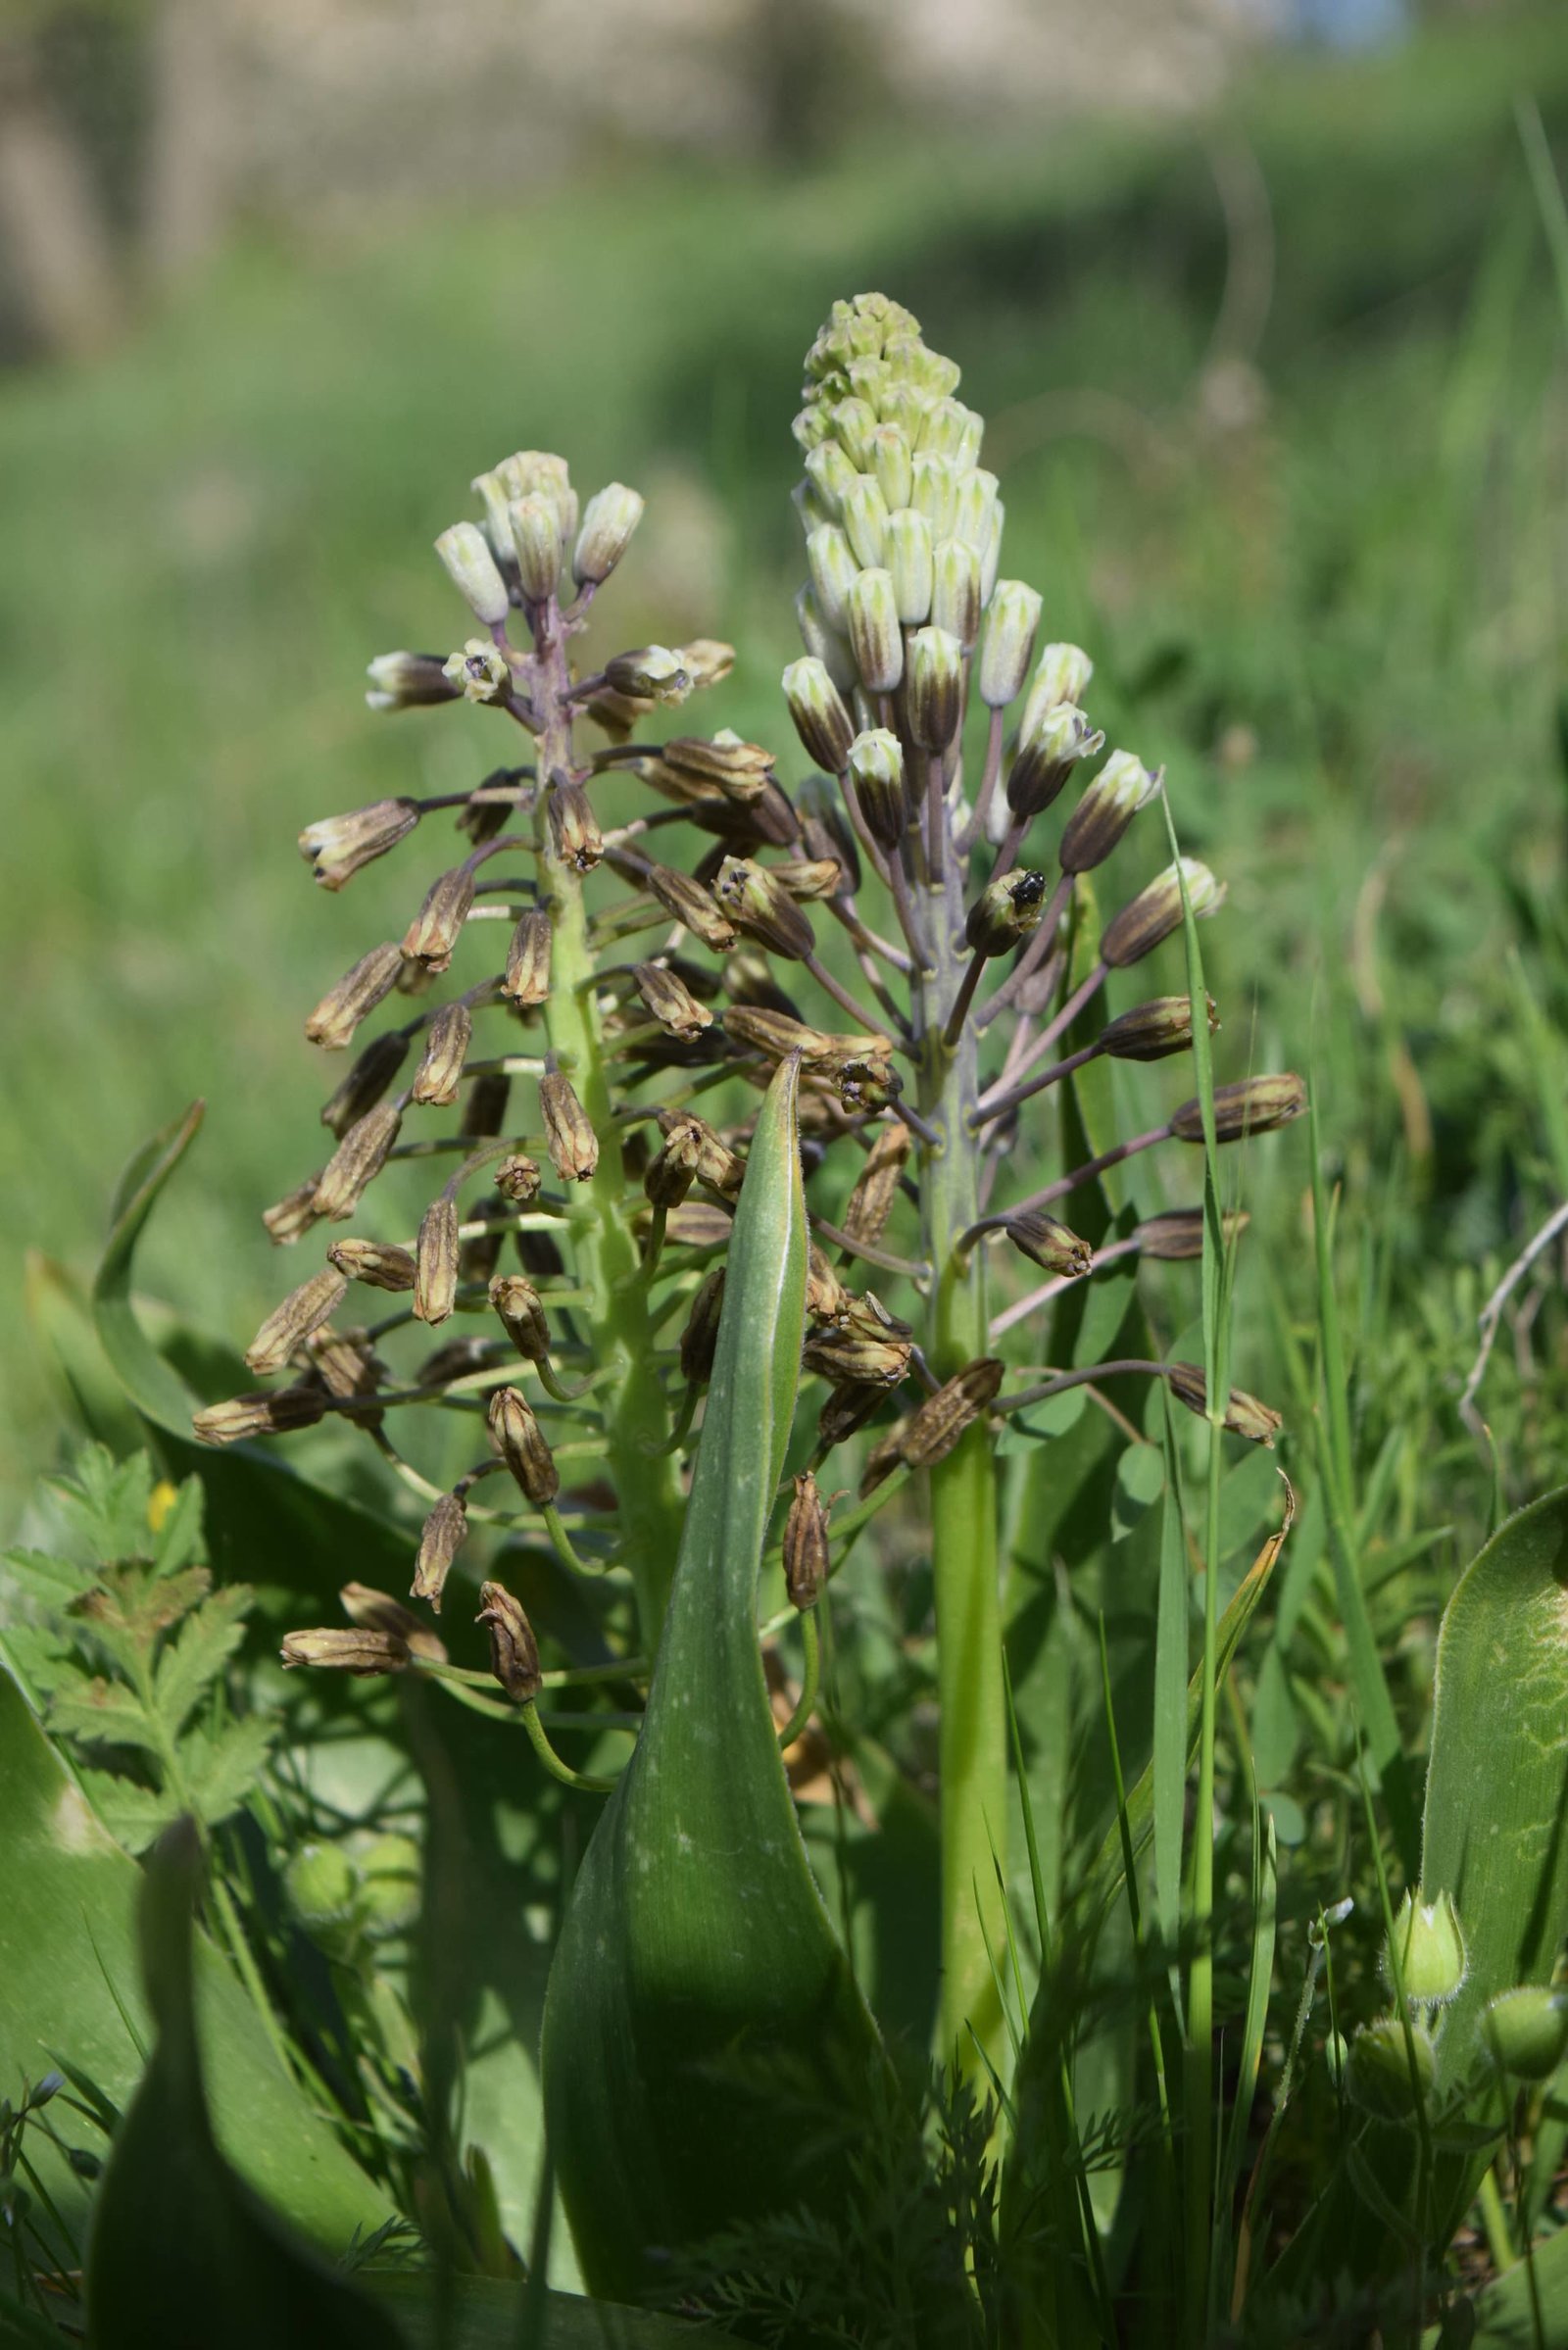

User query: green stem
[520,1700,621,1793]
[776,1610,820,1750]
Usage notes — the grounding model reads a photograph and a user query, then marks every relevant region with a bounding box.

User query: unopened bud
[1482,1987,1568,2081]
[299,798,419,891]
[435,521,510,626]
[909,452,959,539]
[487,1385,559,1504]
[1058,752,1164,874]
[461,1070,511,1139]
[724,1006,881,1069]
[953,467,999,555]
[1020,643,1094,742]
[504,909,553,1007]
[866,423,912,514]
[305,942,405,1051]
[1007,705,1103,823]
[503,494,561,604]
[320,1029,411,1137]
[1165,1362,1283,1446]
[495,1153,542,1202]
[403,863,477,973]
[339,1583,447,1663]
[632,961,711,1040]
[262,1175,325,1247]
[839,1122,911,1248]
[646,859,739,951]
[192,1384,328,1444]
[783,1471,832,1611]
[782,657,855,773]
[679,1266,726,1384]
[366,650,459,712]
[772,855,843,902]
[806,525,858,632]
[1171,1074,1306,1145]
[978,581,1043,710]
[314,1102,403,1220]
[413,1490,467,1610]
[1003,1213,1093,1278]
[846,568,904,694]
[794,586,858,696]
[244,1266,349,1376]
[1102,858,1223,968]
[489,1273,551,1360]
[846,728,907,853]
[604,647,688,702]
[569,480,644,585]
[476,1581,541,1702]
[1383,1890,1467,2006]
[539,1070,598,1182]
[886,508,934,623]
[841,474,890,569]
[662,733,776,797]
[1346,2020,1435,2120]
[282,1627,410,1676]
[931,537,981,650]
[804,440,858,517]
[906,627,963,753]
[412,1002,473,1105]
[965,869,1050,959]
[443,639,513,705]
[713,856,815,961]
[329,1238,417,1292]
[415,1194,460,1325]
[1100,994,1212,1063]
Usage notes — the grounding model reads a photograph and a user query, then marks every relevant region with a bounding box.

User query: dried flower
[1171,1074,1306,1144]
[339,1582,448,1663]
[320,1030,411,1137]
[495,1153,543,1203]
[329,1238,418,1292]
[281,1627,411,1676]
[415,1194,461,1326]
[305,942,406,1051]
[1003,1213,1093,1278]
[487,1386,559,1504]
[192,1385,328,1444]
[1100,995,1212,1063]
[476,1581,542,1702]
[403,863,477,973]
[412,1002,473,1105]
[539,1070,598,1182]
[783,1472,832,1611]
[490,1274,552,1361]
[1102,858,1223,969]
[244,1266,349,1376]
[1165,1362,1283,1445]
[366,650,459,712]
[504,910,553,1007]
[413,1490,467,1610]
[299,799,419,891]
[314,1102,403,1221]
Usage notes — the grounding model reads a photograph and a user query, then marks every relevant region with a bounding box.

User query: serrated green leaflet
[540,1057,893,2299]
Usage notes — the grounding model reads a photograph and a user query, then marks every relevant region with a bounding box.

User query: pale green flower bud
[846,355,890,410]
[443,639,512,705]
[886,509,935,625]
[847,728,907,853]
[469,469,518,570]
[792,404,833,454]
[805,441,859,517]
[906,626,964,753]
[792,481,833,539]
[953,469,999,557]
[917,397,984,468]
[841,474,890,570]
[978,581,1043,709]
[832,396,878,470]
[783,656,855,773]
[879,383,935,441]
[846,568,904,695]
[1021,642,1095,742]
[573,482,645,585]
[1058,751,1164,874]
[1346,2020,1435,2120]
[931,537,981,649]
[365,651,458,712]
[806,523,858,632]
[1482,1987,1568,2081]
[979,504,1004,605]
[869,424,913,514]
[910,453,959,539]
[434,522,510,626]
[1382,1890,1468,2006]
[508,494,563,604]
[794,585,858,695]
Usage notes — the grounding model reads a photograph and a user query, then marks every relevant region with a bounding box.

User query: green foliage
[1,1445,270,1851]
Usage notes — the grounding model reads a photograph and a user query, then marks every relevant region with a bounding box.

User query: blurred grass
[3,6,1567,1511]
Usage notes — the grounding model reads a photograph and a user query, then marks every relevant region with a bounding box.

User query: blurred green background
[3,0,1567,1527]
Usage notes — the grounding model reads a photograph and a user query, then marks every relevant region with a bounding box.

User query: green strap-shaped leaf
[85,1821,404,2349]
[92,1102,207,1434]
[540,1058,893,2299]
[1423,1485,1568,2081]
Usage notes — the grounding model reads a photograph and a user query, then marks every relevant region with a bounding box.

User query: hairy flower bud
[782,657,855,774]
[502,909,553,1008]
[846,568,904,694]
[571,480,645,585]
[783,1471,832,1612]
[1058,752,1164,874]
[1102,858,1224,968]
[1003,1213,1093,1278]
[314,1102,403,1220]
[435,521,510,625]
[931,537,981,650]
[489,1273,551,1361]
[1171,1074,1306,1144]
[412,1002,473,1105]
[603,647,688,702]
[713,856,816,961]
[329,1238,417,1292]
[1165,1362,1283,1445]
[413,1489,467,1610]
[415,1194,460,1326]
[193,1385,328,1444]
[839,1122,911,1248]
[1020,643,1094,743]
[978,580,1043,710]
[645,859,739,951]
[366,650,460,712]
[320,1029,411,1137]
[281,1627,410,1676]
[444,638,513,705]
[299,798,419,891]
[403,864,477,973]
[244,1266,349,1376]
[488,1385,559,1504]
[906,626,964,754]
[476,1581,542,1702]
[1100,995,1213,1063]
[632,961,711,1040]
[1482,1987,1568,2081]
[885,508,934,624]
[305,942,406,1052]
[1383,1890,1467,2006]
[805,524,858,632]
[965,869,1050,958]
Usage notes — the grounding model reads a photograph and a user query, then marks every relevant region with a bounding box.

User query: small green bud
[782,656,855,773]
[906,626,964,753]
[443,639,513,705]
[965,869,1050,958]
[1102,857,1223,968]
[846,568,904,694]
[804,441,858,517]
[1020,643,1095,743]
[840,475,889,570]
[508,493,564,604]
[1383,1890,1468,2006]
[978,581,1044,710]
[909,452,959,539]
[868,423,913,513]
[1058,751,1164,874]
[953,467,1000,558]
[434,522,510,626]
[847,728,908,854]
[1324,2030,1348,2086]
[931,537,981,650]
[365,650,459,712]
[1171,1072,1306,1144]
[885,508,935,624]
[1345,2020,1435,2120]
[283,1843,359,1934]
[356,1836,422,1937]
[573,481,645,585]
[1482,1986,1568,2081]
[806,524,858,632]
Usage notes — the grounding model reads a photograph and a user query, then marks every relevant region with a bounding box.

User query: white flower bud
[846,568,904,695]
[806,523,858,632]
[804,441,858,518]
[885,508,934,625]
[953,469,999,558]
[508,494,564,604]
[978,581,1043,709]
[1021,643,1095,742]
[869,424,912,514]
[917,397,984,468]
[906,626,963,753]
[909,453,959,539]
[831,396,878,470]
[931,537,981,650]
[795,585,858,695]
[573,482,645,585]
[841,474,890,570]
[434,522,510,627]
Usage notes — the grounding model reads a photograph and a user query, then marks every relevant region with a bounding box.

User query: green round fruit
[356,1835,421,1936]
[1345,2020,1435,2120]
[1482,1987,1568,2082]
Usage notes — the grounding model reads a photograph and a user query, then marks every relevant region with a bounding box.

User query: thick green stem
[918,870,1007,2080]
[531,605,686,1653]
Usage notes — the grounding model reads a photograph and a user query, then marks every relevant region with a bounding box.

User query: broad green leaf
[0,1664,390,2263]
[1423,1485,1568,2082]
[1433,2220,1568,2348]
[540,1059,896,2300]
[85,1822,403,2349]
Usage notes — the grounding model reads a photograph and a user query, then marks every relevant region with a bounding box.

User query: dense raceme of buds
[206,295,1294,1866]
